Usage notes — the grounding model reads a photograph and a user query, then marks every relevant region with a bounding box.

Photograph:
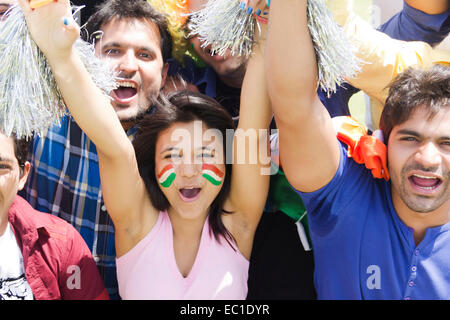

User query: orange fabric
[335,117,390,181]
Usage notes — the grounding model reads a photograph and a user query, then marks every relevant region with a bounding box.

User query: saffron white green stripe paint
[202,164,224,186]
[158,164,176,188]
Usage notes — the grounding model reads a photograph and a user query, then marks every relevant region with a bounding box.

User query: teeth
[413,174,437,180]
[119,81,136,89]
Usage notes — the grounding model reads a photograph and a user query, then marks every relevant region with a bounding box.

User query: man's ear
[18,161,31,191]
[161,62,169,88]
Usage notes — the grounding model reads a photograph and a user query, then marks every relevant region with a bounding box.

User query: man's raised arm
[266,0,340,192]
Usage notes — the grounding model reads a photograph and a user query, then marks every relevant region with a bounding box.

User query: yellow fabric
[147,0,190,63]
[327,0,450,129]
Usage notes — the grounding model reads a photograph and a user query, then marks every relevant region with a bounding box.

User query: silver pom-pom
[0,5,117,139]
[187,0,360,95]
[187,0,257,57]
[307,0,360,94]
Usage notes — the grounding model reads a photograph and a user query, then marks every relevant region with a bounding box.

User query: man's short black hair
[84,0,172,63]
[380,64,450,143]
[11,135,30,168]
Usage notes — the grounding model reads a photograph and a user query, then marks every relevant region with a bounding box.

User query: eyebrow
[160,147,180,154]
[396,129,450,141]
[101,42,156,53]
[396,129,421,137]
[0,156,15,163]
[160,146,213,154]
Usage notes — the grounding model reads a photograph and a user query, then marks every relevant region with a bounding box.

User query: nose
[414,142,442,169]
[116,50,138,74]
[177,161,201,178]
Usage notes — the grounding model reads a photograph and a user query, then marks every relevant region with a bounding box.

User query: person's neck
[392,191,450,245]
[168,207,208,240]
[405,0,449,15]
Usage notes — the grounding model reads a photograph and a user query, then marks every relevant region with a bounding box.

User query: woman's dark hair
[84,0,172,63]
[133,91,236,244]
[380,64,450,143]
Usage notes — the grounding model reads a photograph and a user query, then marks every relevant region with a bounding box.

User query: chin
[401,192,447,213]
[215,64,244,79]
[116,107,148,123]
[406,201,445,214]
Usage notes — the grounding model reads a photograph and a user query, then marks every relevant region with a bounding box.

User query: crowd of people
[0,0,448,300]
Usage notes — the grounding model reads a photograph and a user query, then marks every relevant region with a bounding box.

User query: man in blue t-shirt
[266,0,449,300]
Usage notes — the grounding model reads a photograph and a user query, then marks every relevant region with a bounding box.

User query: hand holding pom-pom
[18,0,79,61]
[0,1,116,138]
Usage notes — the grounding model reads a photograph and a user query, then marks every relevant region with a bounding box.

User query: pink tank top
[116,211,249,299]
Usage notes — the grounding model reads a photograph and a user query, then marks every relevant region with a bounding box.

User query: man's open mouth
[112,81,138,103]
[203,45,226,61]
[408,174,443,191]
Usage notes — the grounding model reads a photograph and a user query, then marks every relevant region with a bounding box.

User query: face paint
[158,164,176,188]
[202,164,224,186]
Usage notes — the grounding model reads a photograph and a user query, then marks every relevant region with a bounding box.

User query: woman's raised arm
[18,0,156,255]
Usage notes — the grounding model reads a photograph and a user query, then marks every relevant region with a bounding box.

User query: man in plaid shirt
[20,0,172,299]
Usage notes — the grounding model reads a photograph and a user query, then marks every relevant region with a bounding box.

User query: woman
[19,0,271,299]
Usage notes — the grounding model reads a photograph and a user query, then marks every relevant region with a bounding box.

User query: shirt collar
[403,2,450,35]
[8,196,47,248]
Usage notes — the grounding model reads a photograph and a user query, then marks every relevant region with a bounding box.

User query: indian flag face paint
[202,164,224,186]
[158,164,176,188]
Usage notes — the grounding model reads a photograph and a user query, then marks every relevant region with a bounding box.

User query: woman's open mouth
[178,188,201,202]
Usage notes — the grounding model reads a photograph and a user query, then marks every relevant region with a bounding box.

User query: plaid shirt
[21,116,137,300]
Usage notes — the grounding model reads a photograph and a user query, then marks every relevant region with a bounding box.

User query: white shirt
[0,222,33,300]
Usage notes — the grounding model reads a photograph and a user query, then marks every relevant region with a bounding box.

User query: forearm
[238,25,272,132]
[230,23,271,219]
[266,0,340,192]
[266,0,318,124]
[49,49,132,159]
[343,14,444,104]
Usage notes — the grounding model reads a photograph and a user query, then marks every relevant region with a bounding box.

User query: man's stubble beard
[117,89,160,129]
[395,163,450,214]
[216,58,248,88]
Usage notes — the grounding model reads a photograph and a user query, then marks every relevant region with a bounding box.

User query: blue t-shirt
[295,143,450,300]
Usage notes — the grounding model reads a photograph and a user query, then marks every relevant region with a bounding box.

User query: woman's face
[155,121,226,220]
